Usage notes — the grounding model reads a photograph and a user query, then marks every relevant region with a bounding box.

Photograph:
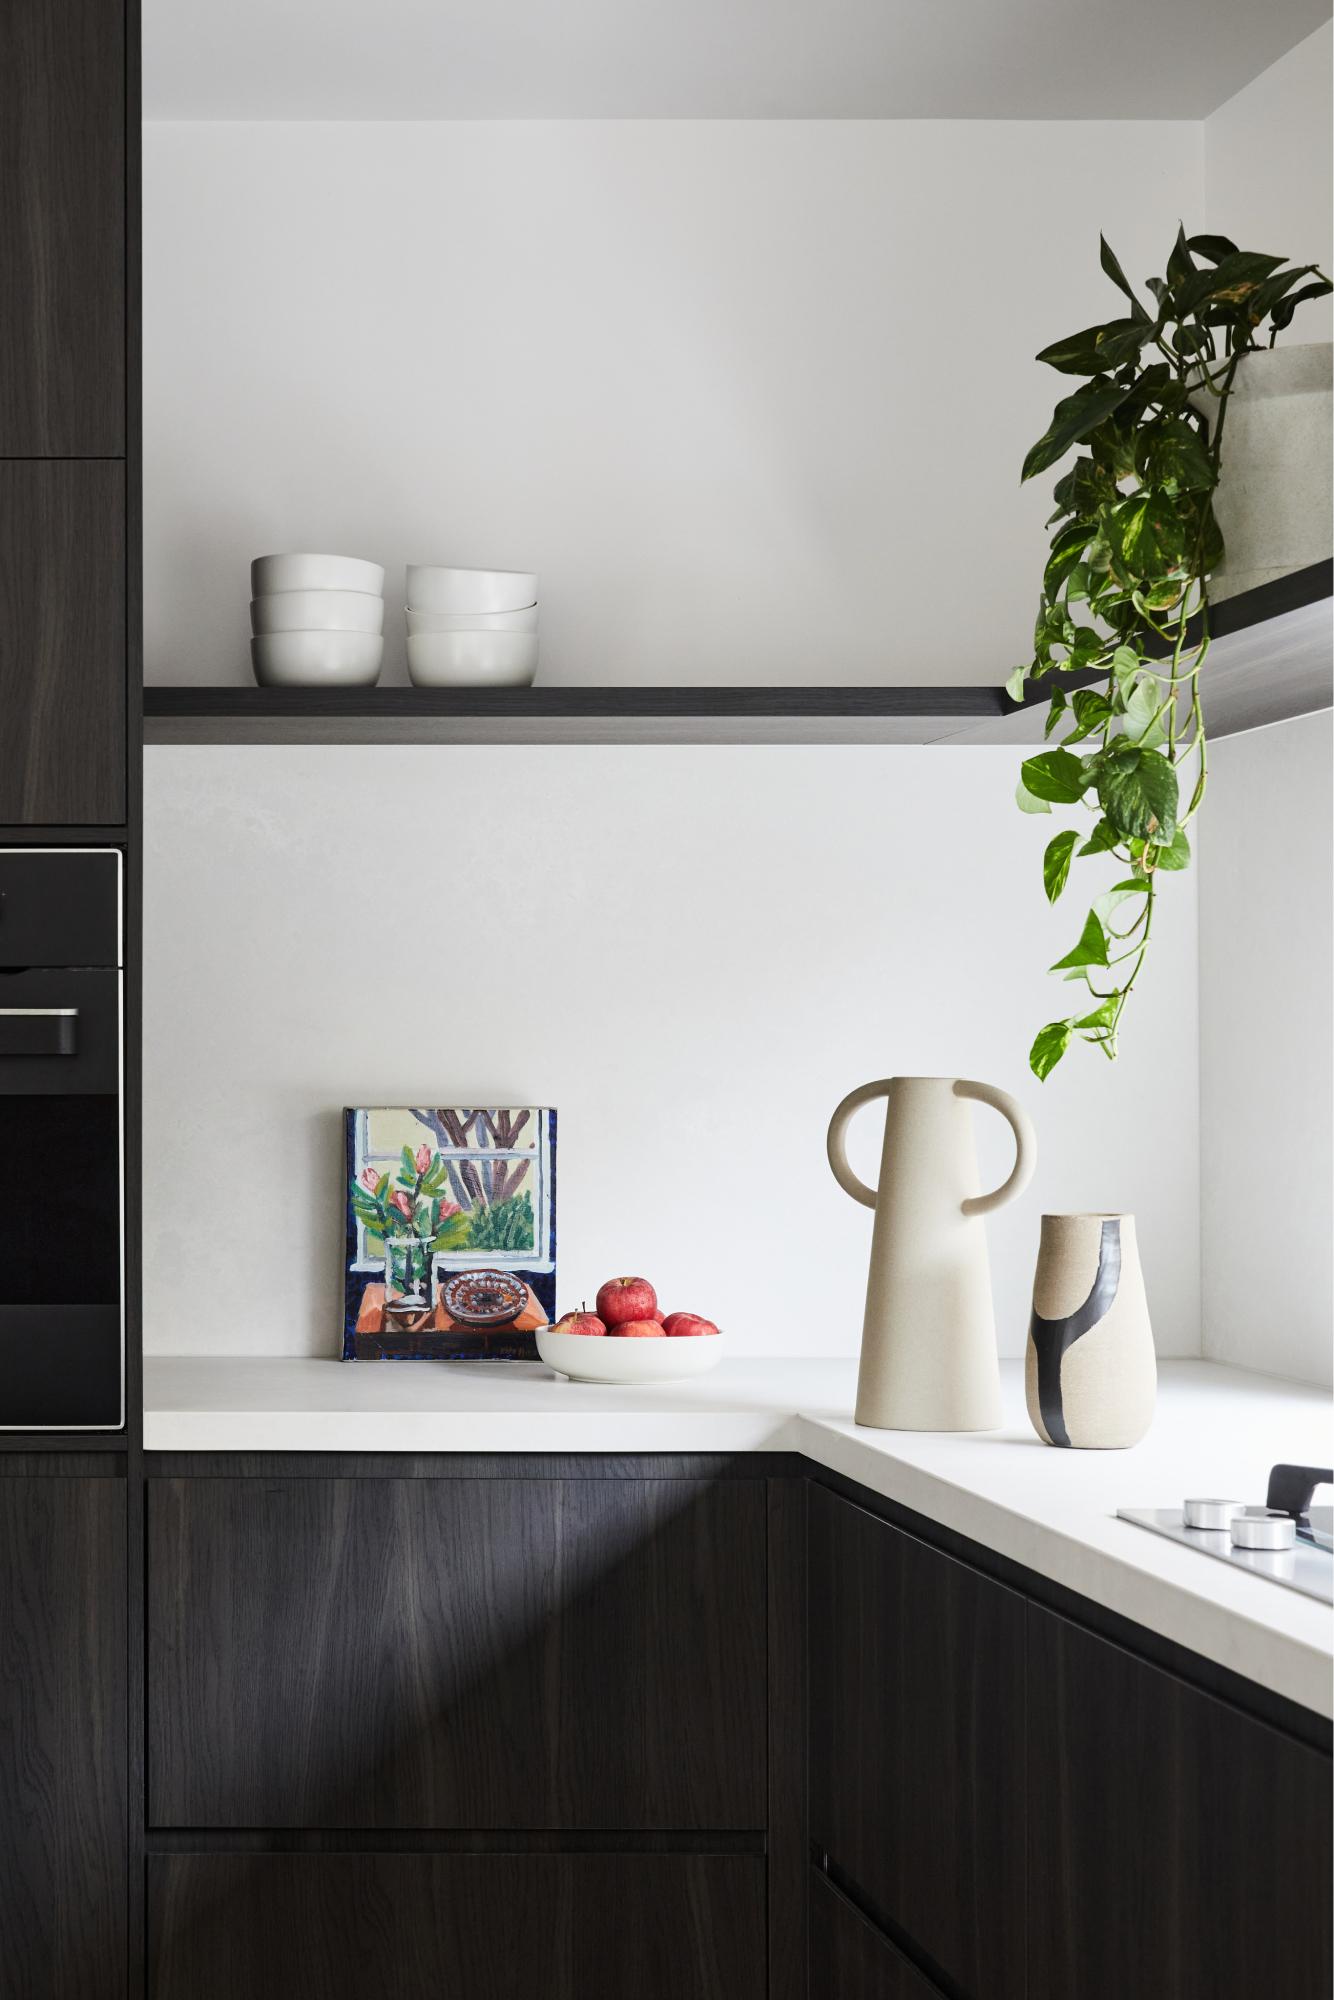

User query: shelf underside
[144,564,1331,747]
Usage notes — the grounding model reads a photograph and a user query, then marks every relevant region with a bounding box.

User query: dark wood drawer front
[148,1853,766,2000]
[148,1474,767,1829]
[0,1473,126,2000]
[0,462,126,824]
[1028,1604,1332,2000]
[809,1484,1026,2000]
[810,1872,945,1999]
[0,0,125,454]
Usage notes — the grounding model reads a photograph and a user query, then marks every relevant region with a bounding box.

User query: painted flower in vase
[349,1144,470,1302]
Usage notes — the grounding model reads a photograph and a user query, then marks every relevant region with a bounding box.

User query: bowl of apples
[536,1276,722,1384]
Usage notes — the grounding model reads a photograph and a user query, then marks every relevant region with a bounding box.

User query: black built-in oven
[0,850,123,1428]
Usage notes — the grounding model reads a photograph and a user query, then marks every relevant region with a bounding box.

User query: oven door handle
[0,1008,79,1056]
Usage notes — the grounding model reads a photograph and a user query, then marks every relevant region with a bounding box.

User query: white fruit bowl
[536,1326,723,1384]
[406,565,538,615]
[407,629,537,688]
[251,590,385,635]
[250,630,384,687]
[251,553,385,596]
[406,603,538,635]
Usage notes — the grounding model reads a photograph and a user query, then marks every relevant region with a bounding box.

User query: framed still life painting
[343,1107,556,1360]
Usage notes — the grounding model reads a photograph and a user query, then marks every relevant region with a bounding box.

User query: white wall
[1205,22,1333,346]
[142,744,1201,1360]
[143,120,1202,690]
[1199,712,1332,1386]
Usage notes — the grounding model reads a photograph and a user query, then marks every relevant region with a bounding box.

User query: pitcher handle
[826,1079,894,1210]
[955,1079,1037,1217]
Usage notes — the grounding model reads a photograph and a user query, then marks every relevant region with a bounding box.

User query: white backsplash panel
[143,744,1200,1359]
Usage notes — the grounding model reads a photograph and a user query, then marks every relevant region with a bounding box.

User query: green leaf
[1045,521,1093,594]
[1105,493,1188,581]
[1270,275,1333,334]
[1036,318,1150,377]
[1077,817,1119,857]
[1177,249,1286,314]
[1043,686,1068,739]
[1099,236,1150,322]
[375,1173,390,1199]
[1043,830,1079,903]
[1051,908,1110,971]
[1096,746,1179,843]
[1166,222,1197,291]
[1020,748,1090,805]
[1186,233,1239,264]
[1016,776,1052,815]
[1110,646,1141,695]
[1153,827,1192,872]
[1022,380,1136,484]
[400,1146,417,1180]
[1005,664,1028,702]
[1138,418,1216,495]
[1122,676,1167,748]
[1074,995,1119,1033]
[1030,1019,1073,1081]
[1061,688,1114,745]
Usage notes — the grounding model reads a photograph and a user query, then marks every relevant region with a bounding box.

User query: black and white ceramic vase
[1025,1213,1155,1449]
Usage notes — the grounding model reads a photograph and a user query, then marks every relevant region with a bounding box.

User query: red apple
[552,1311,606,1337]
[662,1312,719,1338]
[652,1310,666,1325]
[596,1276,658,1327]
[613,1318,664,1338]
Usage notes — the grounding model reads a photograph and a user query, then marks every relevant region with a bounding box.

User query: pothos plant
[1009,227,1330,1080]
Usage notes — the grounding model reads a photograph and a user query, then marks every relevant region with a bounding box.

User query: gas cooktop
[1119,1462,1332,1606]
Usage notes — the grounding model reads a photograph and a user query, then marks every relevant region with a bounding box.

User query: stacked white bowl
[250,554,386,687]
[405,567,539,687]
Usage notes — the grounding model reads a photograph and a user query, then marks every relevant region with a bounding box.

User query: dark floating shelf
[144,562,1331,747]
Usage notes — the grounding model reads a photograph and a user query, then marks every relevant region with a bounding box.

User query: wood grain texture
[810,1872,945,2000]
[0,0,124,454]
[0,1474,126,1999]
[148,1852,765,2000]
[808,1483,1026,2000]
[1027,1604,1332,2000]
[0,461,126,823]
[768,1477,808,2000]
[147,1474,767,1830]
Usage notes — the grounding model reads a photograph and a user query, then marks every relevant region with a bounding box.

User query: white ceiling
[145,0,1329,120]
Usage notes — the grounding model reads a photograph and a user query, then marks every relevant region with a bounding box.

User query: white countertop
[143,1354,1334,1720]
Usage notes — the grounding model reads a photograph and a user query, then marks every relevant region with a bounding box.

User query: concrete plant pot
[1196,341,1332,602]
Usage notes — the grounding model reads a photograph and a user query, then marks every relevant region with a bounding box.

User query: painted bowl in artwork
[442,1269,530,1327]
[536,1325,724,1385]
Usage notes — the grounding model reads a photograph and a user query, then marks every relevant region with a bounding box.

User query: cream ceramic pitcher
[827,1077,1036,1432]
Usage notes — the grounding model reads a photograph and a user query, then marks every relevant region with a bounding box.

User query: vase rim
[1040,1210,1133,1221]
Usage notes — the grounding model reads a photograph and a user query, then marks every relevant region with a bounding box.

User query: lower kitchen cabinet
[1027,1603,1332,2000]
[0,1469,126,2000]
[147,1472,767,1829]
[808,1483,1027,2000]
[809,1871,945,1999]
[147,1852,765,2000]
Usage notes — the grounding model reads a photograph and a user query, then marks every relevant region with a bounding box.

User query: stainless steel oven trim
[0,848,126,1432]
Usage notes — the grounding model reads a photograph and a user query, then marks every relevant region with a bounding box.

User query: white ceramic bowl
[407,630,538,688]
[251,553,385,597]
[250,631,384,688]
[406,565,538,615]
[406,604,538,636]
[536,1326,723,1384]
[251,590,385,635]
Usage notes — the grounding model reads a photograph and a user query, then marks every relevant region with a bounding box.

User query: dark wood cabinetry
[810,1872,945,2000]
[147,1472,767,1830]
[0,460,127,823]
[809,1482,1027,2000]
[0,0,125,455]
[1027,1603,1332,2000]
[0,1468,126,2000]
[148,1852,765,2000]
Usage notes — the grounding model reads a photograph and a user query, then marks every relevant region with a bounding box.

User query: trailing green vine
[1010,228,1330,1079]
